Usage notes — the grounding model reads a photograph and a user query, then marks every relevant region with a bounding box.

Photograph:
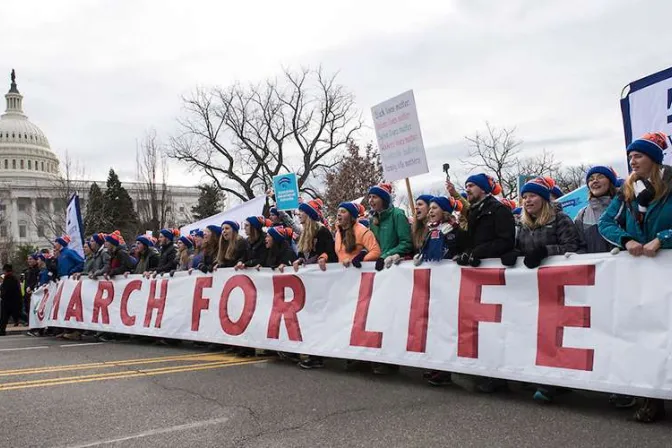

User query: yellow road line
[0,352,235,377]
[0,359,266,392]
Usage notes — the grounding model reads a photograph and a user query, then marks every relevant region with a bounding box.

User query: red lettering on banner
[191,277,212,331]
[267,275,305,341]
[350,272,382,348]
[120,280,142,326]
[458,268,505,358]
[92,281,114,324]
[143,279,168,328]
[536,265,596,371]
[64,281,84,322]
[51,282,65,320]
[36,289,50,321]
[219,275,257,336]
[407,269,431,353]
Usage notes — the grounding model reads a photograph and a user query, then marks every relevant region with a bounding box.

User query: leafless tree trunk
[554,163,591,194]
[169,66,362,202]
[136,130,173,231]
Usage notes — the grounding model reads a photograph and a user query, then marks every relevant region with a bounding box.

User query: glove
[384,254,401,269]
[351,250,368,268]
[169,270,176,277]
[455,253,471,266]
[198,263,210,274]
[468,255,481,267]
[413,254,423,266]
[375,258,385,271]
[500,251,519,267]
[523,246,548,269]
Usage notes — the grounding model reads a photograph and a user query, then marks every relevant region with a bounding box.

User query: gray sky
[1,0,670,196]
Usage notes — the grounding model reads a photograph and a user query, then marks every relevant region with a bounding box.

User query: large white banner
[621,66,672,164]
[371,90,429,182]
[30,252,672,399]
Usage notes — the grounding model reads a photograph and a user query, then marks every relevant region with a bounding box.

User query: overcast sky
[1,0,670,196]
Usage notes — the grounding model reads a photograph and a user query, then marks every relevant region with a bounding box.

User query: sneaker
[277,352,301,363]
[609,394,636,409]
[427,371,452,387]
[298,357,324,370]
[26,329,40,337]
[633,398,666,423]
[533,389,553,403]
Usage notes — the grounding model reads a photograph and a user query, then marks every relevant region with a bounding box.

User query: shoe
[26,329,40,337]
[633,398,666,423]
[96,334,112,342]
[477,378,506,394]
[372,364,399,376]
[422,370,433,380]
[533,389,552,403]
[62,332,82,341]
[427,371,452,387]
[609,394,636,409]
[298,357,324,370]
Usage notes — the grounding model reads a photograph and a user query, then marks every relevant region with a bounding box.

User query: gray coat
[90,247,111,277]
[575,196,614,254]
[516,212,580,256]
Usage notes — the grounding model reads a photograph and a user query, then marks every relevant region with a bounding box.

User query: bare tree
[554,163,591,194]
[136,130,172,231]
[170,66,362,202]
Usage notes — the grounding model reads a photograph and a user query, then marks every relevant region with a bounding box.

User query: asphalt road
[0,334,670,448]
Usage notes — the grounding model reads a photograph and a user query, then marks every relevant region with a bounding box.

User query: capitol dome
[0,70,60,179]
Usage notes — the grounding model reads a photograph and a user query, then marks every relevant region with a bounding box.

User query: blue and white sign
[272,173,300,211]
[556,185,588,221]
[621,66,672,164]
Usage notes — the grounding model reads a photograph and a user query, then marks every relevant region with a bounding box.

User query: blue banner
[556,186,588,220]
[272,173,300,211]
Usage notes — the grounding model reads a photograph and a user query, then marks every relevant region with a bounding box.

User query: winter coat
[245,235,268,268]
[217,238,250,268]
[90,247,111,277]
[335,223,382,263]
[460,195,515,259]
[369,206,413,259]
[575,196,615,254]
[418,222,461,262]
[155,242,178,273]
[192,250,204,271]
[82,255,95,274]
[599,166,672,249]
[106,247,136,277]
[516,212,581,256]
[134,247,160,274]
[38,268,51,286]
[298,226,337,264]
[1,272,22,305]
[57,247,85,278]
[262,241,297,269]
[177,250,193,271]
[24,266,39,291]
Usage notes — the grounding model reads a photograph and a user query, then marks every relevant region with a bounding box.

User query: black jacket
[298,226,337,264]
[516,212,581,256]
[1,272,23,305]
[24,266,40,291]
[217,238,250,269]
[106,248,136,277]
[262,241,297,269]
[134,248,160,274]
[460,195,515,259]
[156,242,178,273]
[245,234,268,267]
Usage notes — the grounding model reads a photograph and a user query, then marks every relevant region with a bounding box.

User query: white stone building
[0,71,201,256]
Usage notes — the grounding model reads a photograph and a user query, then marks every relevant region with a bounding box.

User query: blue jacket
[598,167,672,249]
[38,268,50,286]
[57,247,85,278]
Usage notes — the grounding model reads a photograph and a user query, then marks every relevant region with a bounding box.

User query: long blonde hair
[298,219,320,254]
[622,169,666,203]
[412,217,428,250]
[217,232,242,263]
[521,201,555,229]
[178,245,190,267]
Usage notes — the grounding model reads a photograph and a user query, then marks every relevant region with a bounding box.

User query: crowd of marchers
[1,131,671,423]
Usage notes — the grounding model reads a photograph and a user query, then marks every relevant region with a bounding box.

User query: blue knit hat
[520,177,552,202]
[190,229,204,238]
[160,229,178,241]
[246,216,271,231]
[269,207,279,217]
[430,196,459,214]
[512,207,522,216]
[221,220,240,233]
[338,202,360,219]
[179,235,194,249]
[136,235,153,248]
[267,226,291,244]
[626,132,668,165]
[465,173,501,195]
[206,225,222,237]
[92,233,106,246]
[551,186,564,199]
[55,235,70,247]
[585,166,618,186]
[416,194,434,206]
[298,201,321,221]
[368,183,393,208]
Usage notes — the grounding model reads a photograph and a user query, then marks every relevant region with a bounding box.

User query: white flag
[65,193,85,258]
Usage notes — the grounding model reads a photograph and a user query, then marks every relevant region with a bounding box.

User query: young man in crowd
[151,228,179,276]
[0,264,23,336]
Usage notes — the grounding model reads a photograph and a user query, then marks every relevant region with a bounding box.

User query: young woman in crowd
[368,183,413,271]
[235,217,271,271]
[412,194,433,252]
[176,235,195,271]
[599,132,672,423]
[575,166,621,253]
[190,229,204,270]
[194,225,221,273]
[132,235,160,275]
[501,177,581,401]
[257,227,297,270]
[215,221,249,269]
[335,202,381,268]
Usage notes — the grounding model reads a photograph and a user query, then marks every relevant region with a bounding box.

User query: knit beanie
[585,166,618,186]
[267,226,291,244]
[298,200,321,221]
[430,196,462,214]
[136,235,153,248]
[520,177,553,202]
[338,202,360,219]
[368,183,393,207]
[246,216,272,231]
[465,173,502,195]
[105,231,122,247]
[179,235,194,249]
[221,220,240,233]
[55,235,71,247]
[206,225,222,238]
[160,228,180,241]
[416,194,434,206]
[627,131,668,165]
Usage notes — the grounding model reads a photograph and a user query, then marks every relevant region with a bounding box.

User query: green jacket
[370,206,413,258]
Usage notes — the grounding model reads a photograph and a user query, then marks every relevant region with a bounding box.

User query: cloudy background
[1,0,670,196]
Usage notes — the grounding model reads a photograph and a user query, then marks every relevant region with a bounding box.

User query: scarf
[581,196,613,226]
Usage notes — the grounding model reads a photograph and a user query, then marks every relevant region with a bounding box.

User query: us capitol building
[0,71,201,257]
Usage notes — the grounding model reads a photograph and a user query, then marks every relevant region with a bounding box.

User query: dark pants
[0,299,22,334]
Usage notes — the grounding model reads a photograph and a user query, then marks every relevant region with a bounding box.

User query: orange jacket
[334,223,382,262]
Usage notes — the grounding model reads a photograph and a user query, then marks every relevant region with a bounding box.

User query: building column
[11,198,19,241]
[30,198,37,242]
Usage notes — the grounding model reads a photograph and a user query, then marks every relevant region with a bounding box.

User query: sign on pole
[371,90,429,182]
[272,173,300,211]
[65,193,85,258]
[621,66,672,164]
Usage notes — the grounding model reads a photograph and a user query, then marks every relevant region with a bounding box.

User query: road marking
[59,342,105,348]
[0,359,266,391]
[63,416,231,448]
[0,352,233,376]
[0,346,48,352]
